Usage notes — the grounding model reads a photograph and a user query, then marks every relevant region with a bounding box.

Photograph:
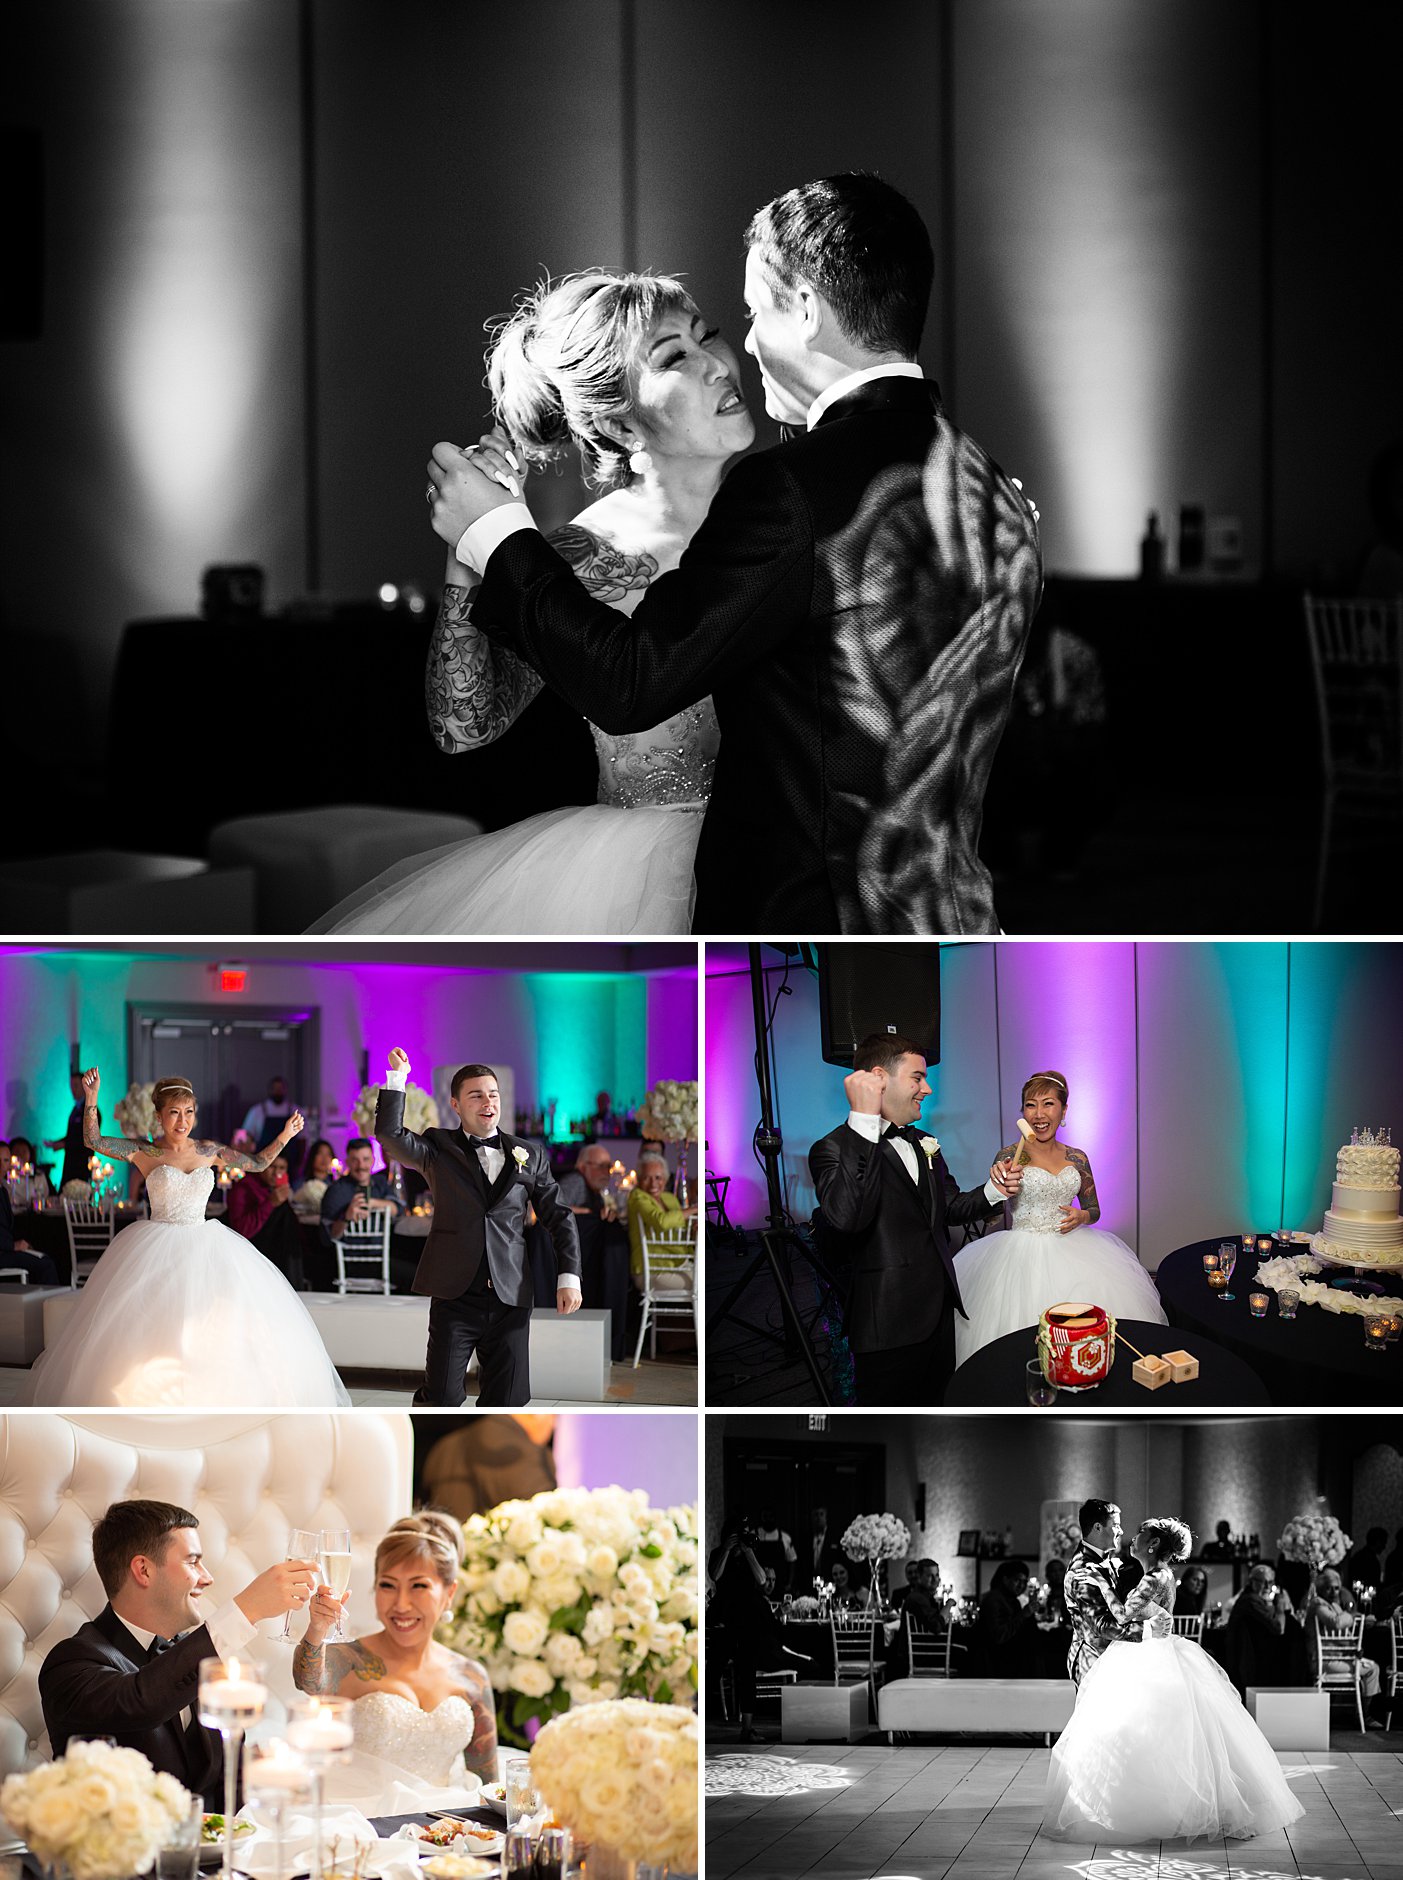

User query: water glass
[505,1756,539,1828]
[155,1791,202,1880]
[1025,1357,1059,1407]
[1278,1288,1300,1319]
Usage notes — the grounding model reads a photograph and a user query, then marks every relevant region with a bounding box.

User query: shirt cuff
[984,1176,1007,1207]
[845,1111,883,1142]
[385,1065,408,1092]
[556,1275,582,1295]
[206,1598,258,1659]
[456,502,537,574]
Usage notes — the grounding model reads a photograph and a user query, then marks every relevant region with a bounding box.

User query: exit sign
[219,968,247,993]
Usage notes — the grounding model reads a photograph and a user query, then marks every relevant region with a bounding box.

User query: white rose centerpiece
[841,1512,912,1609]
[351,1081,439,1137]
[0,1740,194,1880]
[1279,1511,1351,1569]
[113,1082,158,1142]
[529,1698,697,1876]
[636,1081,698,1144]
[436,1485,698,1748]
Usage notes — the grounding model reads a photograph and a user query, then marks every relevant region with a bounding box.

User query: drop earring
[628,447,652,477]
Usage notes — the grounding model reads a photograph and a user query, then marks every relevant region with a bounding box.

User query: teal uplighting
[525,975,648,1138]
[1215,942,1290,1226]
[0,948,132,1156]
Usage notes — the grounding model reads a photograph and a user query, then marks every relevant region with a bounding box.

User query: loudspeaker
[818,943,940,1067]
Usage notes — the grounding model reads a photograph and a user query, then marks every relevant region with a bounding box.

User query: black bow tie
[887,1124,925,1147]
[471,1133,502,1152]
[146,1635,174,1660]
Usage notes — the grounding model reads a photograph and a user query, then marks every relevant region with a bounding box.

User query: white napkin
[234,1806,419,1880]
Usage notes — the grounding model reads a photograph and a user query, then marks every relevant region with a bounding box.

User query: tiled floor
[705,1742,1403,1880]
[0,1356,696,1409]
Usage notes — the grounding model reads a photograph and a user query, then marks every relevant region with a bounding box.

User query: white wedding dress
[310,701,719,935]
[954,1162,1167,1365]
[313,1692,485,1814]
[26,1166,350,1407]
[1044,1566,1304,1841]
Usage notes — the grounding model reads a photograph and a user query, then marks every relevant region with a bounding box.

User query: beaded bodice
[145,1164,214,1225]
[590,699,719,810]
[351,1692,473,1785]
[1009,1163,1083,1235]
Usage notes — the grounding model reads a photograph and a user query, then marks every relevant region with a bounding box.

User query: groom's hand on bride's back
[233,1557,321,1624]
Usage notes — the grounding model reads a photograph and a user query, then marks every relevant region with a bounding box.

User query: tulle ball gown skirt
[26,1218,352,1407]
[309,803,701,934]
[1043,1636,1305,1842]
[954,1225,1168,1365]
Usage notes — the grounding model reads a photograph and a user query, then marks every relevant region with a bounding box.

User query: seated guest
[1174,1564,1209,1615]
[39,1498,316,1804]
[890,1560,923,1614]
[321,1138,404,1243]
[626,1150,694,1288]
[1309,1567,1383,1718]
[559,1143,630,1360]
[906,1559,951,1630]
[293,1510,499,1792]
[0,1181,60,1285]
[300,1138,337,1189]
[1223,1563,1288,1695]
[225,1154,306,1288]
[1042,1556,1070,1625]
[420,1415,557,1520]
[829,1559,866,1610]
[971,1559,1041,1677]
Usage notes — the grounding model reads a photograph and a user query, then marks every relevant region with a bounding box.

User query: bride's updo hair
[1021,1069,1069,1108]
[487,269,697,490]
[152,1078,196,1115]
[374,1509,465,1588]
[1139,1516,1192,1565]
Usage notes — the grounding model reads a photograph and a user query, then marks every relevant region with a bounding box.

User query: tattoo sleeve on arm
[458,1664,499,1784]
[83,1117,150,1163]
[1070,1150,1101,1223]
[291,1640,379,1694]
[425,581,544,754]
[201,1140,280,1172]
[291,1638,331,1693]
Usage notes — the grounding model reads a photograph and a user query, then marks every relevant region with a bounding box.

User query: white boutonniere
[920,1136,940,1161]
[512,1146,530,1168]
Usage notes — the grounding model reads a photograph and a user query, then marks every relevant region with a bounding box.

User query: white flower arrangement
[636,1080,698,1144]
[436,1485,699,1750]
[840,1513,911,1565]
[529,1699,697,1872]
[0,1739,193,1880]
[1279,1512,1351,1569]
[1256,1253,1403,1321]
[113,1083,158,1142]
[292,1178,328,1208]
[351,1081,440,1137]
[60,1179,93,1203]
[787,1594,821,1617]
[1049,1518,1083,1561]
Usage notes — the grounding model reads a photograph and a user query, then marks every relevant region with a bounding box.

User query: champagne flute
[319,1527,352,1643]
[282,1528,321,1641]
[1219,1241,1237,1302]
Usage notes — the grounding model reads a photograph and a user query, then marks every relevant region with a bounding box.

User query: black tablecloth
[1156,1238,1403,1405]
[943,1316,1270,1407]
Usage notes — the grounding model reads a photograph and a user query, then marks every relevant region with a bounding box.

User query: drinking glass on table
[1218,1242,1237,1301]
[319,1527,352,1642]
[504,1756,539,1828]
[1025,1357,1059,1407]
[155,1786,202,1880]
[282,1529,321,1640]
[504,1825,535,1880]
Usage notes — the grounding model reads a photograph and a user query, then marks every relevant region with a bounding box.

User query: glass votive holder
[1207,1270,1228,1297]
[1364,1317,1390,1354]
[1025,1357,1059,1407]
[1203,1251,1222,1276]
[1255,1235,1274,1256]
[1249,1290,1270,1318]
[1241,1232,1255,1253]
[1383,1313,1402,1344]
[1278,1288,1300,1319]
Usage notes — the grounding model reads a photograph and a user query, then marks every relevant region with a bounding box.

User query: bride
[310,268,756,934]
[292,1511,497,1807]
[1044,1516,1304,1841]
[954,1069,1167,1364]
[26,1070,349,1408]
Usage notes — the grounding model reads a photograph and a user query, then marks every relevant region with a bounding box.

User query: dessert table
[1155,1238,1403,1404]
[944,1316,1270,1406]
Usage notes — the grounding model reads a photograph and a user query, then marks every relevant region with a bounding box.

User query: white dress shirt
[806,360,925,431]
[844,1111,1004,1206]
[382,1065,580,1294]
[116,1599,257,1732]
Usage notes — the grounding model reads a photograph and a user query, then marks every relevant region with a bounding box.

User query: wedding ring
[426,484,435,505]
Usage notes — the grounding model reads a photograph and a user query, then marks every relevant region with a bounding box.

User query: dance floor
[705,1743,1403,1880]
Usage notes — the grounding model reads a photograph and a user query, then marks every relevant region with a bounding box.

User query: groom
[429,170,1043,935]
[809,1032,1020,1405]
[376,1048,581,1406]
[1064,1498,1138,1686]
[39,1498,318,1803]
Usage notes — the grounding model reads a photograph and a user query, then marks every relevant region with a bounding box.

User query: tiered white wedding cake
[1311,1129,1403,1268]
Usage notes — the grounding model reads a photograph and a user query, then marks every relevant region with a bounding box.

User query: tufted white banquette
[0,1412,411,1779]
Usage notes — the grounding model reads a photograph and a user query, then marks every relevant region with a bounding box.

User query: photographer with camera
[709,1510,791,1742]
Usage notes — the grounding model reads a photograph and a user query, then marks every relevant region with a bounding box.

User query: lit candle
[246,1739,310,1791]
[1255,1235,1273,1256]
[286,1699,354,1754]
[1249,1291,1270,1318]
[1202,1252,1221,1274]
[1364,1318,1389,1353]
[200,1660,268,1715]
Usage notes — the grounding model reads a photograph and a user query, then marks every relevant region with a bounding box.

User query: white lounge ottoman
[782,1683,869,1742]
[1247,1685,1329,1749]
[0,1286,67,1365]
[878,1677,1076,1743]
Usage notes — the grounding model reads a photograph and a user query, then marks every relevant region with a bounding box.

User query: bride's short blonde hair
[375,1509,465,1586]
[487,269,697,490]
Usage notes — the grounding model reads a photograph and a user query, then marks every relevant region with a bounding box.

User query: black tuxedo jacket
[375,1089,580,1305]
[472,377,1042,932]
[809,1120,1002,1354]
[39,1605,223,1805]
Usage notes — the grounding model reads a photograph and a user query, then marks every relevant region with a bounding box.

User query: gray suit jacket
[374,1088,580,1305]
